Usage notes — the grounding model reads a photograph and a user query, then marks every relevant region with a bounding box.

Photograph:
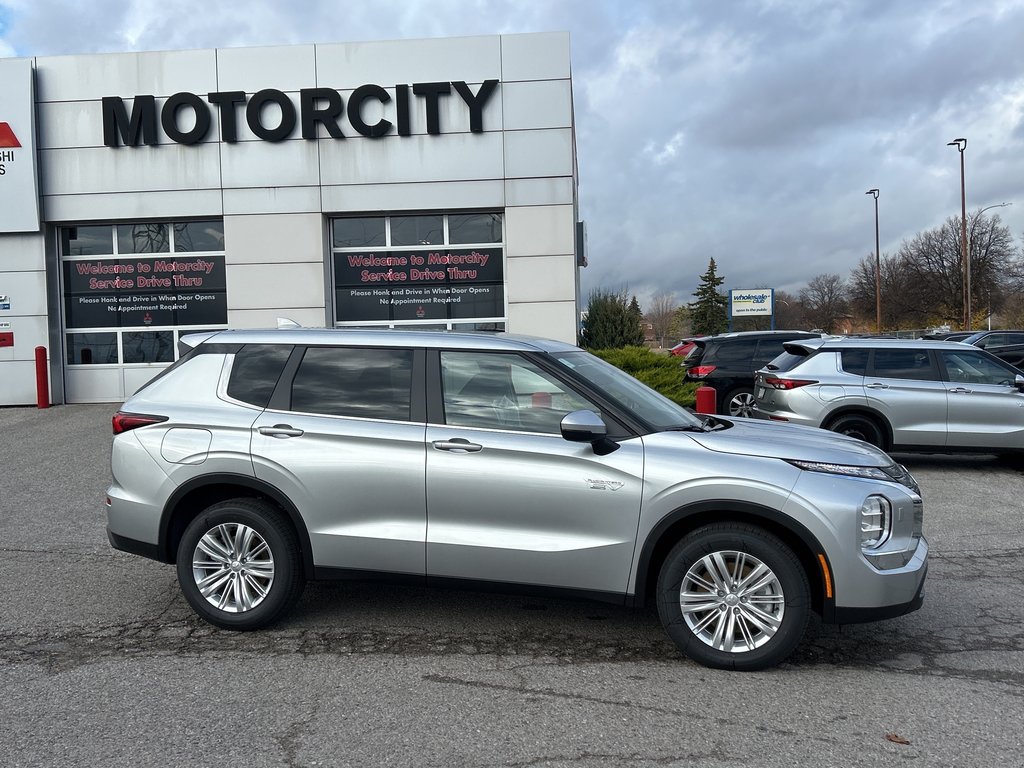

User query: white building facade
[0,32,583,405]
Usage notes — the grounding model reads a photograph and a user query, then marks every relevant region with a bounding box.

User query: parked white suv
[107,329,928,670]
[753,336,1024,452]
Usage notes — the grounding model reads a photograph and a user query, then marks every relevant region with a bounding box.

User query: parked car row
[680,329,1024,454]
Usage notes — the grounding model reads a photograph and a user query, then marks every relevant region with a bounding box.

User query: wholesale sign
[63,256,227,328]
[334,247,504,322]
[730,289,774,317]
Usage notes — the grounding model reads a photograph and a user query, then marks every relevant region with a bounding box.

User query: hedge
[589,346,698,407]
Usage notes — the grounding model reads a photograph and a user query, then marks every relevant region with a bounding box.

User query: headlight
[860,495,892,549]
[787,459,920,494]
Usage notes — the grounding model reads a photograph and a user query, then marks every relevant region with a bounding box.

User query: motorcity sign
[334,247,504,323]
[102,80,499,146]
[0,58,42,233]
[63,256,227,328]
[730,289,774,317]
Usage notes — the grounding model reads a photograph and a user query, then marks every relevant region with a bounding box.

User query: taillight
[762,376,817,390]
[688,365,717,378]
[112,411,168,434]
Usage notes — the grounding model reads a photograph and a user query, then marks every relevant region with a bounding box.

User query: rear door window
[713,339,758,366]
[869,349,939,381]
[290,347,414,420]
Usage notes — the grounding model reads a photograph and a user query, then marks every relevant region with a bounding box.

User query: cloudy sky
[2,0,1023,311]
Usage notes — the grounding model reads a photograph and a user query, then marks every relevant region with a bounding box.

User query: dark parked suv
[683,331,823,417]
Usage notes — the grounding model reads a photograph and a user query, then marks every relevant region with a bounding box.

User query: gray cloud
[2,0,1022,312]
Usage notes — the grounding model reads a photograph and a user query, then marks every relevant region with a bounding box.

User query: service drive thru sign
[0,58,41,233]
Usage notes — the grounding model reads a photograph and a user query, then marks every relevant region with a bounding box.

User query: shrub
[590,346,697,407]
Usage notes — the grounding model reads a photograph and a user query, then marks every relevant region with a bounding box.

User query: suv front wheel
[176,498,305,630]
[656,524,810,670]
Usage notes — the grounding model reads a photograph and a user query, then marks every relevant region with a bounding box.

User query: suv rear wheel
[827,413,886,449]
[656,524,810,670]
[724,387,756,418]
[176,498,305,630]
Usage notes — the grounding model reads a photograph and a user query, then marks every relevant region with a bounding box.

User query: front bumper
[825,534,929,624]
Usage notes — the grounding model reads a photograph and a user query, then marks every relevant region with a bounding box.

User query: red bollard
[35,346,50,409]
[695,385,717,414]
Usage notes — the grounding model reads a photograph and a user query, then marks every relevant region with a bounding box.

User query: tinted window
[333,217,385,248]
[62,226,113,256]
[712,339,758,364]
[441,351,596,433]
[870,349,937,380]
[391,215,443,246]
[123,331,174,363]
[841,349,869,375]
[764,349,810,373]
[173,221,225,252]
[753,339,789,364]
[941,350,1018,386]
[291,347,413,420]
[227,344,293,407]
[448,213,502,244]
[117,223,169,254]
[66,332,118,364]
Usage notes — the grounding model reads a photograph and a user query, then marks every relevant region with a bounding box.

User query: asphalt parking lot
[1,404,1022,767]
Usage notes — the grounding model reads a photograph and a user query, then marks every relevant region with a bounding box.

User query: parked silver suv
[753,336,1024,452]
[106,329,927,670]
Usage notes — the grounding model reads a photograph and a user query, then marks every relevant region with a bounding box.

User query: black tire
[656,524,810,671]
[176,498,305,630]
[724,387,756,418]
[828,413,886,449]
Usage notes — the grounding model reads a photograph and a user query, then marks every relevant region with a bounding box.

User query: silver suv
[753,336,1024,452]
[106,328,927,670]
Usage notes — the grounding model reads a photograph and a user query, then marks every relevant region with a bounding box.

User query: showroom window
[331,212,505,331]
[61,221,226,366]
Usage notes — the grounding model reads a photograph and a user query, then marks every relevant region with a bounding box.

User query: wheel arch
[633,501,835,621]
[159,473,314,577]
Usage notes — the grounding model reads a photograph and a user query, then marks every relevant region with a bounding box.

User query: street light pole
[866,189,881,333]
[948,138,969,329]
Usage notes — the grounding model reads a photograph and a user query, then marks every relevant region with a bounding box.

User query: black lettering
[395,84,411,136]
[102,95,157,147]
[160,92,211,145]
[347,84,392,138]
[453,80,498,133]
[0,164,5,175]
[246,89,296,142]
[300,88,344,139]
[412,82,451,135]
[207,91,247,142]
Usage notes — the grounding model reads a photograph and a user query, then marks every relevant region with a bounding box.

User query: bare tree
[800,274,848,333]
[645,291,678,348]
[772,289,804,330]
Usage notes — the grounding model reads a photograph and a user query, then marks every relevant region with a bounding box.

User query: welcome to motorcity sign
[101,79,499,146]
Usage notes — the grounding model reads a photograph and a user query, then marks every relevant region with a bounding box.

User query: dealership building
[0,32,584,405]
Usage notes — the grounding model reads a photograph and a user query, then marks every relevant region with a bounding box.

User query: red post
[34,346,50,409]
[695,385,717,414]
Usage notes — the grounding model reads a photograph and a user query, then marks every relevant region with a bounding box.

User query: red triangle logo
[0,122,22,148]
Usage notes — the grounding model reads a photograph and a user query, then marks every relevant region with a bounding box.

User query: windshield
[548,350,704,430]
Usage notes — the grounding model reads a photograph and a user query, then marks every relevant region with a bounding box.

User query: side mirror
[1015,374,1024,393]
[560,410,619,455]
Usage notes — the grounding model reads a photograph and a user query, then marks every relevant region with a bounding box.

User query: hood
[670,417,892,467]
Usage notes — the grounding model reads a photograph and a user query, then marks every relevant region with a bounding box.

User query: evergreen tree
[581,289,645,348]
[689,258,729,335]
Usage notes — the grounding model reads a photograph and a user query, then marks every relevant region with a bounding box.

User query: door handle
[258,424,304,438]
[432,438,483,453]
[948,387,972,394]
[866,383,889,389]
